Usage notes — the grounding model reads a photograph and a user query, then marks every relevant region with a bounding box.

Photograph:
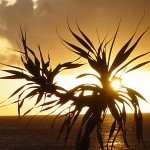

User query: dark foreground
[0,114,150,150]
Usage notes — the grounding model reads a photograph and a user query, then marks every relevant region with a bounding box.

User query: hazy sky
[0,0,150,115]
[0,0,150,66]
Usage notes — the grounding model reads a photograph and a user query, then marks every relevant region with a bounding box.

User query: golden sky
[0,0,150,115]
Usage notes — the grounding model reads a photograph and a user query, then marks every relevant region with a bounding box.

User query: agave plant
[48,20,150,150]
[0,29,83,116]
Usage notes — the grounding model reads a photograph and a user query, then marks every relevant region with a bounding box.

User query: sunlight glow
[0,38,12,51]
[0,0,38,8]
[33,0,38,9]
[0,0,38,7]
[111,78,121,90]
[0,70,150,115]
[0,0,16,6]
[54,74,101,90]
[122,71,150,113]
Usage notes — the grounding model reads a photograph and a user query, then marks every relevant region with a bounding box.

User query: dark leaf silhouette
[0,19,149,150]
[0,28,83,116]
[57,20,149,149]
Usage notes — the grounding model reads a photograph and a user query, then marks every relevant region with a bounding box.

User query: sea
[0,113,150,150]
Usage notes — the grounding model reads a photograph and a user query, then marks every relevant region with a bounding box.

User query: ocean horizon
[0,113,149,150]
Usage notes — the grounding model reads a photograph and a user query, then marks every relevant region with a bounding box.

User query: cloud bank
[0,0,149,65]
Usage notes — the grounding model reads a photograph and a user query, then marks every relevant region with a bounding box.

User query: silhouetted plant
[53,20,150,150]
[0,20,150,150]
[0,29,83,116]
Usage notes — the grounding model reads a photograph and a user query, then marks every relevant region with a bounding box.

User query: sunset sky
[0,0,150,115]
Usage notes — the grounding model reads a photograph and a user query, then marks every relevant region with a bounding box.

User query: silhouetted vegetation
[0,19,150,150]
